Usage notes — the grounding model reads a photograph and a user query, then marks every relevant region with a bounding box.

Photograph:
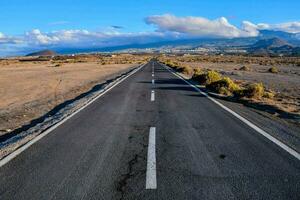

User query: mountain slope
[26,50,58,56]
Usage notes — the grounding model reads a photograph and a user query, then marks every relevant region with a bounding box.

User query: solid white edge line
[151,90,155,101]
[0,63,146,167]
[163,64,300,161]
[146,127,157,189]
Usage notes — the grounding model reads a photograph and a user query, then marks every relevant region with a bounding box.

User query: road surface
[0,60,299,199]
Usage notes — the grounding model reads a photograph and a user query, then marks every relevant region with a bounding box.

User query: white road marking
[152,79,155,85]
[163,64,300,161]
[0,64,147,168]
[152,73,154,77]
[146,127,157,189]
[151,90,155,101]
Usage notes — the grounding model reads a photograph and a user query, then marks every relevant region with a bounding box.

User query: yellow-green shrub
[243,83,265,98]
[181,66,194,76]
[239,66,250,71]
[263,91,275,99]
[268,67,279,73]
[192,70,222,85]
[206,77,241,95]
[193,67,203,76]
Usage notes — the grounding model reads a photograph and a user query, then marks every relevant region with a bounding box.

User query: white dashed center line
[152,62,154,73]
[151,90,155,101]
[152,79,155,85]
[146,127,157,189]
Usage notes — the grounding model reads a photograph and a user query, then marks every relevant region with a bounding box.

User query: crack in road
[116,154,141,200]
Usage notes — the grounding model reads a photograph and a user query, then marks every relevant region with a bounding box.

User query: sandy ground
[0,60,139,135]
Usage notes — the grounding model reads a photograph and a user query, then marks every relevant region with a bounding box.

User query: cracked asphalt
[0,60,299,200]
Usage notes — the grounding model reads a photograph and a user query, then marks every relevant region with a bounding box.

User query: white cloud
[0,32,23,44]
[25,29,60,45]
[145,14,259,38]
[23,29,172,47]
[0,29,175,56]
[1,14,300,57]
[257,21,300,33]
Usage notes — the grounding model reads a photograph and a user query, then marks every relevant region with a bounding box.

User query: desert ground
[0,54,149,136]
[159,55,300,121]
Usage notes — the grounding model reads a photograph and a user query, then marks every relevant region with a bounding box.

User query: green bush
[192,70,222,85]
[268,67,279,73]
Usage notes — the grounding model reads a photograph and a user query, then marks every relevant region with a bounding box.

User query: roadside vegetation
[159,56,300,123]
[50,54,151,65]
[162,54,300,66]
[162,59,275,100]
[268,66,279,73]
[158,54,300,118]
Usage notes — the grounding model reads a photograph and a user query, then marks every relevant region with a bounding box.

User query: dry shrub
[181,66,194,76]
[268,67,279,73]
[206,77,241,95]
[242,83,265,98]
[239,65,250,71]
[163,61,193,76]
[192,70,222,85]
[193,67,203,76]
[165,61,177,68]
[263,91,275,99]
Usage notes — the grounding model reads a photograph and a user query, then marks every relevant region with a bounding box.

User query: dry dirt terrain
[0,55,146,136]
[160,55,300,122]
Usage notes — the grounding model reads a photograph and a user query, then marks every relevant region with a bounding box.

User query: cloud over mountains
[145,14,259,38]
[1,14,300,56]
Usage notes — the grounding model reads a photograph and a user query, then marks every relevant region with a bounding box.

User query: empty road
[0,60,299,199]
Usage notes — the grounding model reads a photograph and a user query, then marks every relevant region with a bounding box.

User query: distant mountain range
[27,30,300,56]
[247,38,300,56]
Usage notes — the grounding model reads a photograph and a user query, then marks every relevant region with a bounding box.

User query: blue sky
[1,0,300,34]
[0,0,300,56]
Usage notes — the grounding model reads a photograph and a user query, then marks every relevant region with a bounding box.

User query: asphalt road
[0,60,299,200]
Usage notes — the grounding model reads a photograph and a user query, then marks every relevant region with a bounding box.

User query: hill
[26,50,58,56]
[247,38,300,55]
